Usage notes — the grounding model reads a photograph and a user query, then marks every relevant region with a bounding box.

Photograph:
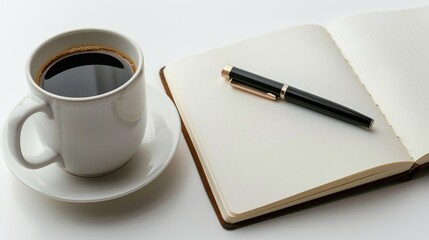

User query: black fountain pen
[221,65,374,129]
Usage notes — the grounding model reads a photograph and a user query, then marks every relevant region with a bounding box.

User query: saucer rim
[2,84,181,203]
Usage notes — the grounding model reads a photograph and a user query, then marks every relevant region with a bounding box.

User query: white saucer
[2,84,181,203]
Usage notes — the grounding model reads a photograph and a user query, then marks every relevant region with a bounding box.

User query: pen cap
[222,66,283,97]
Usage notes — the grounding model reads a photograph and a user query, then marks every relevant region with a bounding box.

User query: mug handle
[7,96,63,169]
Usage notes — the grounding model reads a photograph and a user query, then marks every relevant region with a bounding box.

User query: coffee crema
[37,45,136,98]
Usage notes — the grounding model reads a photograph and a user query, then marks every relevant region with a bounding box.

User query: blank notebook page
[164,25,411,215]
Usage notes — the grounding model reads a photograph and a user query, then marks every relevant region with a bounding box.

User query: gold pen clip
[229,80,276,101]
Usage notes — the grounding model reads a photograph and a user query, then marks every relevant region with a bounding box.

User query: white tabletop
[2,1,429,239]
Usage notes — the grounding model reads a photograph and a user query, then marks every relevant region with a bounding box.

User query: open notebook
[160,6,429,229]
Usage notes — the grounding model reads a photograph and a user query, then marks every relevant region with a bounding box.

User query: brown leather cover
[160,66,418,229]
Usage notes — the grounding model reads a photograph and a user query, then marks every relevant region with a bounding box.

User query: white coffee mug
[7,29,146,177]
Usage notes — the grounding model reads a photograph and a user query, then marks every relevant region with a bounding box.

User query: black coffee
[38,46,135,98]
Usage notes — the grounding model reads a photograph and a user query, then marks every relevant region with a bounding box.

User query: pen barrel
[285,86,373,128]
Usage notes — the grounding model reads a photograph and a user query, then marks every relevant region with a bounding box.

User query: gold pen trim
[222,65,233,80]
[280,84,289,99]
[230,80,276,101]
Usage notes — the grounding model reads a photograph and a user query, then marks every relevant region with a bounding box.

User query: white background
[1,1,429,239]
